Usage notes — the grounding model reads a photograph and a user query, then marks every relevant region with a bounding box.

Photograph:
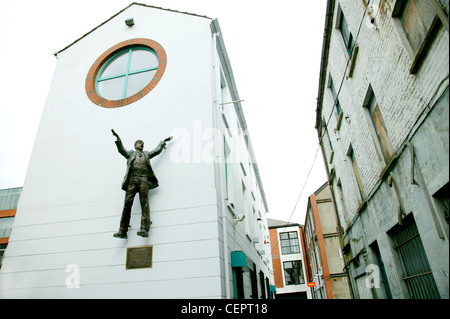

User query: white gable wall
[0,5,223,298]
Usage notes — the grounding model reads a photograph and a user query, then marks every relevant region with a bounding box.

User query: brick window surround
[85,38,167,108]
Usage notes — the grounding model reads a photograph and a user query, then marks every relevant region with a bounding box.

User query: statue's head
[134,140,144,151]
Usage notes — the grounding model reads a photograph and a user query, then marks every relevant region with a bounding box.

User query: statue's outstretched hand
[111,129,120,140]
[161,136,173,149]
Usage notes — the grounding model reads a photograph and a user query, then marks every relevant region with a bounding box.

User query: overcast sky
[0,0,328,224]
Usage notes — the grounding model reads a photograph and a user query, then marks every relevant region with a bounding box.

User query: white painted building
[0,3,273,299]
[316,0,449,299]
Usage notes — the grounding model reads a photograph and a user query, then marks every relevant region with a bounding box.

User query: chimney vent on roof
[125,18,134,27]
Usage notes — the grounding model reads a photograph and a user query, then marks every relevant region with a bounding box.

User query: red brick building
[268,218,311,299]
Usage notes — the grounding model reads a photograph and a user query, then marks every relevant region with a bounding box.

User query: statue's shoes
[137,229,149,237]
[113,231,127,239]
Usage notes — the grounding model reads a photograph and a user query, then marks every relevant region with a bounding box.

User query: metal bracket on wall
[407,141,418,185]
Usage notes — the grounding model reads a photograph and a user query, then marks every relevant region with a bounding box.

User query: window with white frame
[279,231,300,254]
[283,260,305,285]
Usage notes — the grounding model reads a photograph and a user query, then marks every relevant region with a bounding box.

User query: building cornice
[315,0,335,130]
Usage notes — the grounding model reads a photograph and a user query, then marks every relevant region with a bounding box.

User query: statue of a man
[111,129,172,239]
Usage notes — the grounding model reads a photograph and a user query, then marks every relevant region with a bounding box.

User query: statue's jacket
[115,139,165,191]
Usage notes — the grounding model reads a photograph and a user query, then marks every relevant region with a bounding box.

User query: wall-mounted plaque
[126,246,153,270]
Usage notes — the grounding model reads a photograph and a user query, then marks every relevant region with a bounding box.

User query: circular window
[85,38,167,108]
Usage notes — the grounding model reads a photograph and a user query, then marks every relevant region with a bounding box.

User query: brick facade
[316,0,449,299]
[268,220,310,298]
[269,228,284,288]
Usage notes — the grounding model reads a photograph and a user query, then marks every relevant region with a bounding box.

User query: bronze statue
[112,129,172,239]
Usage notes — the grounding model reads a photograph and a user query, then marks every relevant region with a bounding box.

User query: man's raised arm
[112,129,130,158]
[149,136,173,159]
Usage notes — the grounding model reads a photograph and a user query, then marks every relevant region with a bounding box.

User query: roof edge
[54,2,212,57]
[314,181,329,195]
[267,218,303,229]
[211,18,269,213]
[315,0,335,129]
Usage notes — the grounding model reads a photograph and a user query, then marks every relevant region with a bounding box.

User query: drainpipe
[212,28,231,298]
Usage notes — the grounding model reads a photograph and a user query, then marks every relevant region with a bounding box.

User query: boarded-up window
[348,146,365,201]
[396,0,436,54]
[392,0,442,73]
[366,90,395,162]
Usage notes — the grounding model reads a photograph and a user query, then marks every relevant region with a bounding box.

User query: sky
[0,0,328,225]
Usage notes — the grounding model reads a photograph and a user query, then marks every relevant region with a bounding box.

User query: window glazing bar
[122,49,133,99]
